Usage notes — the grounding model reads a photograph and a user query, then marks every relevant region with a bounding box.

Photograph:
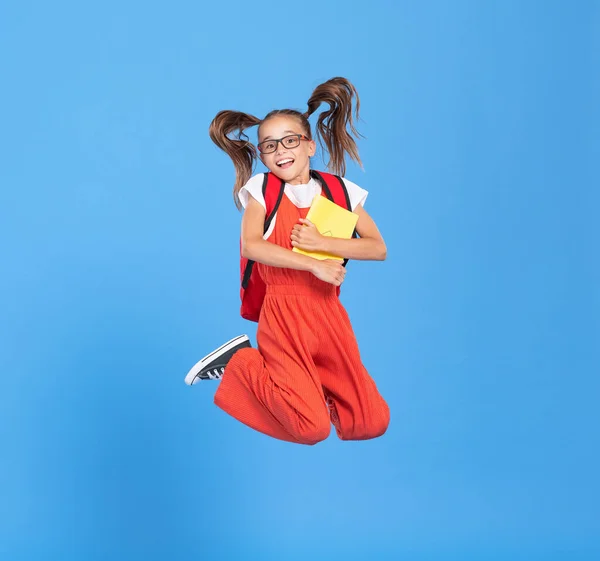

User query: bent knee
[369,412,390,439]
[343,405,390,441]
[370,404,391,438]
[294,417,331,445]
[369,399,391,437]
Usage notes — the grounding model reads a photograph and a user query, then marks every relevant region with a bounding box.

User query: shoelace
[205,367,225,380]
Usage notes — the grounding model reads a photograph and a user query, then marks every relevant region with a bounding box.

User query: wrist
[291,249,316,273]
[316,235,328,253]
[305,256,319,275]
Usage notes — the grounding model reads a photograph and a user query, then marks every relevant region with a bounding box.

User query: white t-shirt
[238,173,368,212]
[238,173,368,240]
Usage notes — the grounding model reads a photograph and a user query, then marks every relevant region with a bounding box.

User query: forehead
[258,116,302,140]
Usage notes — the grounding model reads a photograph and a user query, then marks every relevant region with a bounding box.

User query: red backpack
[240,170,357,322]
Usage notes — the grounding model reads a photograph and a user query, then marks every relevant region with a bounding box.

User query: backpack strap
[309,170,359,266]
[262,172,286,232]
[241,173,285,289]
[310,170,352,210]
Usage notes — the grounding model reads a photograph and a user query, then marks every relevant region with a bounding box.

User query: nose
[275,140,288,154]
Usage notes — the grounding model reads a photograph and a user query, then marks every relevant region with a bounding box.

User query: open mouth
[276,158,294,170]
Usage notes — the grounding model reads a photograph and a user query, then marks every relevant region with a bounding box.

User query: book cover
[292,195,359,261]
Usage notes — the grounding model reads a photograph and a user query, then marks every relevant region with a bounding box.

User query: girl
[185,77,390,445]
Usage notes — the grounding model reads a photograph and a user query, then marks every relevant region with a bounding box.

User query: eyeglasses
[257,134,310,154]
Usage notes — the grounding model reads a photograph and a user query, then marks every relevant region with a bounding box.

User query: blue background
[1,1,598,559]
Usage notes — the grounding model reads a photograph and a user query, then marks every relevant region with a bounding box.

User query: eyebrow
[261,130,298,141]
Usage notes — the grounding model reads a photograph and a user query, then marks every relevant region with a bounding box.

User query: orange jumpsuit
[214,193,390,444]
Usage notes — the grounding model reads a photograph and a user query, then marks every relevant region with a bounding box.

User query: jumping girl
[185,77,390,445]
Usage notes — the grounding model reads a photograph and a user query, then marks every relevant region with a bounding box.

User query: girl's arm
[291,205,387,261]
[241,197,346,285]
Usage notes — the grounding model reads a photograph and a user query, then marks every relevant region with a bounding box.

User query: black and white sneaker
[184,335,251,386]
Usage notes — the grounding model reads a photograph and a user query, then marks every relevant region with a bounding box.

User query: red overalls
[214,192,390,445]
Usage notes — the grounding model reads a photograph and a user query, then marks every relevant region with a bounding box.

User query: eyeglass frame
[256,133,311,154]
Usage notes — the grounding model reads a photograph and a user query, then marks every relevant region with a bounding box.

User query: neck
[286,165,311,186]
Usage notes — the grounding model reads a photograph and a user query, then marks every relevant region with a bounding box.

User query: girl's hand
[291,219,324,252]
[310,259,346,286]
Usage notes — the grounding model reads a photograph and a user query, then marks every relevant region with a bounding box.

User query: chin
[271,167,295,180]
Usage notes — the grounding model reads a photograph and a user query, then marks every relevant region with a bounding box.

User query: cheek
[261,155,278,171]
[259,151,272,164]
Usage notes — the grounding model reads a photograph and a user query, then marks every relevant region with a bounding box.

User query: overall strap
[241,173,285,289]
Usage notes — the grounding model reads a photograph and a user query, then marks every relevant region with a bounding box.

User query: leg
[316,302,390,441]
[214,307,331,445]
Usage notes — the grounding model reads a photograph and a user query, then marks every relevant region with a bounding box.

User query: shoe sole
[184,334,250,386]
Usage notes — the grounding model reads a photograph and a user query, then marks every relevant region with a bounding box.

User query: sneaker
[184,335,251,386]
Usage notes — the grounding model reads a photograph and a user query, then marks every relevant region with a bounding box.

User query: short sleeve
[238,173,266,210]
[342,177,369,210]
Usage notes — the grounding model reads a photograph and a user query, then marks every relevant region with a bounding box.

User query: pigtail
[305,77,363,177]
[209,110,262,209]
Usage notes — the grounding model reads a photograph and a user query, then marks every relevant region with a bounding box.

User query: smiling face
[257,115,316,185]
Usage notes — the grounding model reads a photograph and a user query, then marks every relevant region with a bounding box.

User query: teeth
[277,159,293,166]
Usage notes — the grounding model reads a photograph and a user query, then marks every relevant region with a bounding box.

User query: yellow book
[292,195,359,261]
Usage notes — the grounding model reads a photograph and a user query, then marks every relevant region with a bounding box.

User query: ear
[308,139,316,157]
